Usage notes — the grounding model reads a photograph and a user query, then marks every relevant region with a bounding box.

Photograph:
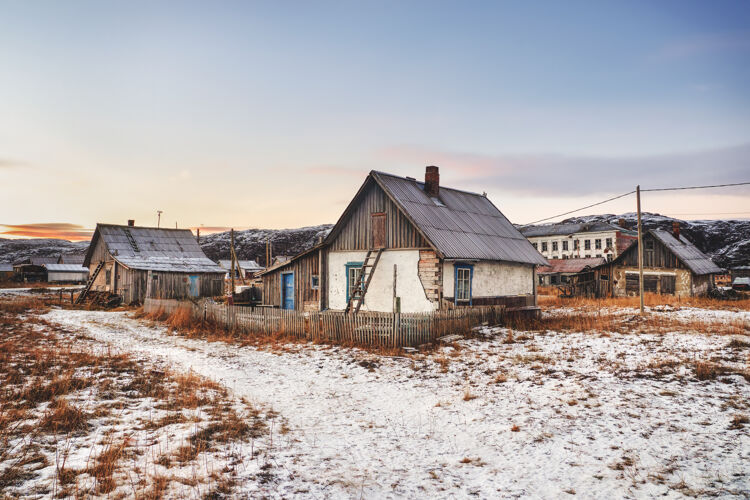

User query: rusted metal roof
[218,260,263,272]
[538,257,607,275]
[371,171,547,265]
[650,229,722,275]
[85,224,224,273]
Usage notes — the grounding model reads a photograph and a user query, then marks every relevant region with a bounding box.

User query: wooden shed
[82,222,225,304]
[591,225,722,298]
[258,244,323,311]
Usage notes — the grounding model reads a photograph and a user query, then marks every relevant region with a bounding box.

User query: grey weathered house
[591,224,722,298]
[83,221,225,304]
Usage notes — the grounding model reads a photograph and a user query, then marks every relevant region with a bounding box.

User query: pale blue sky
[1,0,749,238]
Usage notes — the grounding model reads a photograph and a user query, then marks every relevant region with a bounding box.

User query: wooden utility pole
[230,228,236,295]
[636,185,645,314]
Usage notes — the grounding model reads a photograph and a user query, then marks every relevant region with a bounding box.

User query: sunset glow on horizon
[1,1,749,241]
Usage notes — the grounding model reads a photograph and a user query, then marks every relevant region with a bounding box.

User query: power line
[520,180,750,226]
[641,181,750,192]
[519,190,635,226]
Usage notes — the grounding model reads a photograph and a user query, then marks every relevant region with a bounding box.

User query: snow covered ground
[42,307,750,498]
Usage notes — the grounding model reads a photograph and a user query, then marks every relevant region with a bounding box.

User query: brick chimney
[672,221,680,240]
[618,218,627,229]
[424,166,439,198]
[127,219,135,227]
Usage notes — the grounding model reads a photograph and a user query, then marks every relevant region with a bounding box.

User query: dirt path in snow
[44,308,750,499]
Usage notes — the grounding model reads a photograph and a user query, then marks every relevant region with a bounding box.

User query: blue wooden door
[188,275,200,297]
[282,273,294,310]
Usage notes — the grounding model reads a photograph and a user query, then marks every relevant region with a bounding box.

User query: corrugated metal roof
[520,222,634,237]
[538,257,607,275]
[217,260,264,271]
[372,171,547,265]
[59,254,85,265]
[44,264,89,272]
[0,264,13,272]
[88,224,224,273]
[650,229,723,275]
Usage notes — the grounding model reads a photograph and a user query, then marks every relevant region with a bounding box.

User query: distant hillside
[0,238,88,264]
[2,216,746,270]
[199,225,333,266]
[536,212,750,269]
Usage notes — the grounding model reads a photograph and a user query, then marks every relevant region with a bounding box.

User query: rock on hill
[198,225,333,266]
[0,238,88,264]
[554,213,750,269]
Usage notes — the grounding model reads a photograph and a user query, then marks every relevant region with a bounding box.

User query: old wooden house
[12,257,57,282]
[0,264,14,282]
[591,223,722,298]
[260,167,547,312]
[537,257,606,286]
[82,221,225,304]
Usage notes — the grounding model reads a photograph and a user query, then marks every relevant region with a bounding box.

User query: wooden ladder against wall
[75,261,104,304]
[345,248,383,314]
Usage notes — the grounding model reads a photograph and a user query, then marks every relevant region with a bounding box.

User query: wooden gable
[617,233,687,271]
[327,177,430,251]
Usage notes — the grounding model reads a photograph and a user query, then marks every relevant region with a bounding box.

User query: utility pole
[157,210,163,228]
[637,185,645,314]
[230,228,236,295]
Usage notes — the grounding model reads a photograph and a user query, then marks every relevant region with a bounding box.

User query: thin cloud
[305,165,370,178]
[653,33,750,60]
[379,143,750,197]
[0,158,28,169]
[0,223,93,241]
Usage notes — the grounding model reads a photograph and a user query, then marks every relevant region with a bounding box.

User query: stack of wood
[78,291,123,308]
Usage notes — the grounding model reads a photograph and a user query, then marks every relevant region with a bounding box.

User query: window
[311,275,320,290]
[574,240,580,250]
[562,241,569,251]
[607,254,613,262]
[455,264,473,304]
[595,239,602,249]
[105,270,111,285]
[532,242,538,250]
[541,242,548,252]
[346,263,363,302]
[552,241,558,251]
[645,239,654,251]
[605,238,612,249]
[584,240,591,250]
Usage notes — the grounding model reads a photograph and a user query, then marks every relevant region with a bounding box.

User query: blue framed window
[454,263,473,305]
[345,262,364,302]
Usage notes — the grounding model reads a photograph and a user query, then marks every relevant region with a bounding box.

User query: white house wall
[327,250,436,313]
[443,261,534,298]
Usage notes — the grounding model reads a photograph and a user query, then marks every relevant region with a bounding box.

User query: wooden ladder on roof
[345,248,383,314]
[75,261,104,304]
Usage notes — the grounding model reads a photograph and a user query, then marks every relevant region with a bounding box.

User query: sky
[1,0,749,241]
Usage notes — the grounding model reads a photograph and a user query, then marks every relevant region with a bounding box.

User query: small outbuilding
[83,221,225,304]
[537,257,606,286]
[44,263,89,283]
[592,224,722,298]
[0,263,14,282]
[218,259,264,280]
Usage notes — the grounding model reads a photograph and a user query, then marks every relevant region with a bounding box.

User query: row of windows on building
[532,238,612,253]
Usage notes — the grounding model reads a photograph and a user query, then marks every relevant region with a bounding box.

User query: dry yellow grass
[538,292,750,311]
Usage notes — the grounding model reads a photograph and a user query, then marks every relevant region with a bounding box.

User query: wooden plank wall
[262,250,320,310]
[619,234,686,270]
[329,181,429,251]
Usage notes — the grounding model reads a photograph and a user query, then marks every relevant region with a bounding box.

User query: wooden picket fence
[143,298,507,347]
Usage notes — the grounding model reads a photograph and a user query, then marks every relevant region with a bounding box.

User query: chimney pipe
[127,219,135,227]
[196,228,200,243]
[424,166,439,198]
[672,221,680,240]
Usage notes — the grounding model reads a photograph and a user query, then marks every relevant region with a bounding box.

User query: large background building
[520,221,637,261]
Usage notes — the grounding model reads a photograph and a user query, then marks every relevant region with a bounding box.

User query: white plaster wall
[327,250,436,313]
[443,261,534,297]
[529,230,620,259]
